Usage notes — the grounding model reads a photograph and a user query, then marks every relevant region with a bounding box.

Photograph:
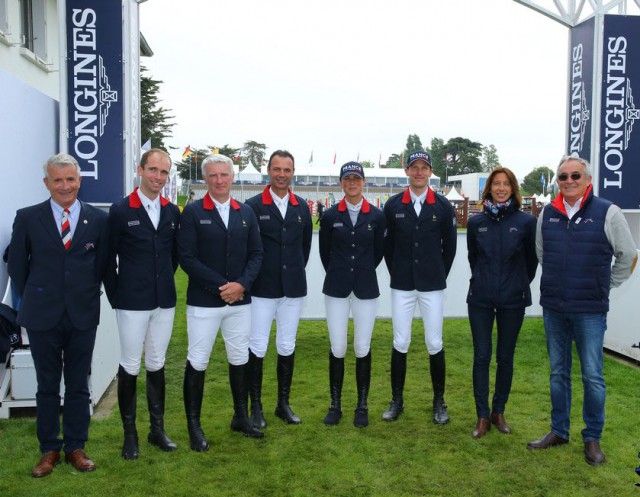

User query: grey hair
[43,153,81,179]
[557,153,592,178]
[201,154,234,178]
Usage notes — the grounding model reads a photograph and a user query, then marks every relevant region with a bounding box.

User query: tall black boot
[354,351,371,428]
[430,349,449,424]
[118,365,139,460]
[229,363,264,438]
[183,361,209,451]
[146,367,178,452]
[275,353,301,424]
[323,352,344,426]
[248,350,266,429]
[382,348,406,421]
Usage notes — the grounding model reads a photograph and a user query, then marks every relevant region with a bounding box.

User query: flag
[333,152,336,165]
[182,146,192,159]
[213,147,219,154]
[378,153,381,167]
[357,152,360,162]
[309,151,313,164]
[141,139,151,151]
[401,152,405,168]
[540,174,546,187]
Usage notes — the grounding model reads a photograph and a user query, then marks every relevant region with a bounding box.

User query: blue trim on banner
[66,2,124,203]
[567,17,594,161]
[599,15,640,210]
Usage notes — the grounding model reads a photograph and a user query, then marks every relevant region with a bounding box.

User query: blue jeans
[468,306,524,418]
[543,308,607,442]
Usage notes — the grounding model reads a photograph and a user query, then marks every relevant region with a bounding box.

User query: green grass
[1,269,639,496]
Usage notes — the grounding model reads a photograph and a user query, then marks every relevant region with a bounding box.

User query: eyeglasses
[557,172,582,182]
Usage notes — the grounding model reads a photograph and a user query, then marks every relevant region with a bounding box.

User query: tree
[361,160,374,168]
[382,153,402,168]
[176,147,209,182]
[428,137,446,179]
[140,66,174,150]
[405,134,423,155]
[442,137,483,177]
[240,140,266,170]
[482,144,500,172]
[520,166,555,196]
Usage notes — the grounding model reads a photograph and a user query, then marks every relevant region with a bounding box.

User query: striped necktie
[61,208,71,250]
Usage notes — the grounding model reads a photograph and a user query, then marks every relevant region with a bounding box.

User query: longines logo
[69,8,119,180]
[569,43,591,155]
[601,36,639,189]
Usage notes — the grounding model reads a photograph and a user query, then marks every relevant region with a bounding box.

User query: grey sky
[140,0,570,178]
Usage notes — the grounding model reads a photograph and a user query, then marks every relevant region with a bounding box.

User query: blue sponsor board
[65,1,124,203]
[567,17,594,161]
[599,15,640,210]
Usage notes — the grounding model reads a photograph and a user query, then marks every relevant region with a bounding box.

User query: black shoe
[118,365,139,460]
[183,361,209,452]
[584,440,606,465]
[382,348,406,422]
[248,350,267,429]
[274,353,301,424]
[146,368,178,452]
[229,362,264,438]
[430,350,449,424]
[354,352,371,428]
[324,352,344,426]
[527,432,569,450]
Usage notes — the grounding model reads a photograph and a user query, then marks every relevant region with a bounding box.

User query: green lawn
[1,270,639,496]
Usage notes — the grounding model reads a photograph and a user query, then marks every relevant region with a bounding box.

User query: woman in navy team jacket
[466,166,537,438]
[319,162,386,428]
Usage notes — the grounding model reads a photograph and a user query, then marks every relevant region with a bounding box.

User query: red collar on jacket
[550,184,593,216]
[128,187,170,208]
[202,193,240,211]
[401,187,436,205]
[337,197,371,213]
[260,186,300,206]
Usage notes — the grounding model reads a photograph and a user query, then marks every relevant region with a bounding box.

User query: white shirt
[137,189,161,229]
[345,198,363,226]
[270,187,289,219]
[563,195,585,220]
[409,189,427,217]
[211,194,231,228]
[50,198,80,237]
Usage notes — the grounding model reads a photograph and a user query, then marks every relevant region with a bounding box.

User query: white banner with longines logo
[599,15,640,210]
[60,0,138,205]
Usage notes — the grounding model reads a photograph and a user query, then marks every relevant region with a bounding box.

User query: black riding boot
[183,361,209,451]
[354,352,371,428]
[229,363,264,438]
[382,348,406,421]
[430,349,449,424]
[248,350,266,429]
[323,352,344,426]
[118,365,139,460]
[275,353,301,424]
[146,367,178,451]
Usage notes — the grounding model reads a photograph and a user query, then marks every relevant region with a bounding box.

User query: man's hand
[219,282,245,304]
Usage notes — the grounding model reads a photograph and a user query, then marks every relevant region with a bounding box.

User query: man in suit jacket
[245,150,312,428]
[7,153,109,477]
[382,151,457,425]
[178,153,264,450]
[104,149,181,460]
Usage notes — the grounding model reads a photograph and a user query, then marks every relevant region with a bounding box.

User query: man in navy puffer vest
[528,155,637,466]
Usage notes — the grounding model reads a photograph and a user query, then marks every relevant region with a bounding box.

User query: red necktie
[61,208,71,250]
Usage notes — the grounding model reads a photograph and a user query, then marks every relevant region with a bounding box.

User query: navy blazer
[319,198,386,300]
[384,188,457,292]
[178,194,263,308]
[245,187,312,299]
[7,199,109,331]
[104,188,180,310]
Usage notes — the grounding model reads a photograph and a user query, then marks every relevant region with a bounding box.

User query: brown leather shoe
[584,440,606,465]
[527,432,569,450]
[490,412,511,434]
[32,451,61,478]
[65,449,96,472]
[472,418,491,438]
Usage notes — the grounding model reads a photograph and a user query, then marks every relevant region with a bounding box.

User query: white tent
[445,187,464,201]
[238,162,262,182]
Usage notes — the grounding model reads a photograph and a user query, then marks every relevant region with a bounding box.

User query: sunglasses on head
[557,172,582,181]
